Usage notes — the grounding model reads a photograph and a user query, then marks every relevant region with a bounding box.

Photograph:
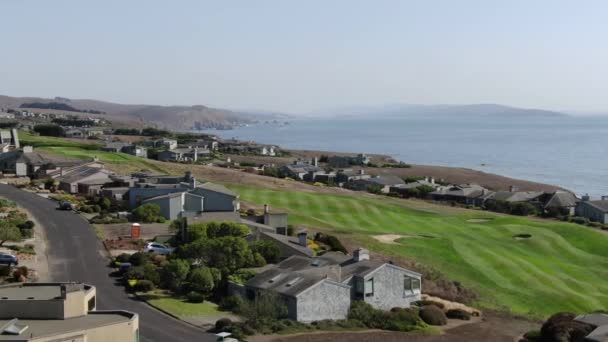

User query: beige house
[0,282,139,341]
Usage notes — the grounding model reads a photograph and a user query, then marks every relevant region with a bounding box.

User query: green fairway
[232,185,608,318]
[19,131,102,149]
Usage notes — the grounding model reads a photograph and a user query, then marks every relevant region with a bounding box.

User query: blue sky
[1,0,607,113]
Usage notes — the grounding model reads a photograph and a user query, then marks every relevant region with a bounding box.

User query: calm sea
[202,115,608,197]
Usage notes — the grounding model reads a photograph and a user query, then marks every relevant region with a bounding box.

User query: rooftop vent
[1,319,28,336]
[268,274,282,283]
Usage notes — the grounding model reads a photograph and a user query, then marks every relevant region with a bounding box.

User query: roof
[584,200,608,213]
[56,166,112,184]
[0,283,90,300]
[16,151,50,166]
[283,162,321,174]
[488,191,545,202]
[0,312,136,340]
[431,183,490,198]
[260,231,314,257]
[245,251,419,299]
[545,191,578,208]
[197,182,237,197]
[367,175,405,186]
[103,142,128,150]
[391,180,436,190]
[575,313,608,342]
[142,191,185,203]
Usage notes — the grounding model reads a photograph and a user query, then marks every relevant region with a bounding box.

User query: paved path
[0,185,213,342]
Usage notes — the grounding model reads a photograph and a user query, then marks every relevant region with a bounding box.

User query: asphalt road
[0,184,214,342]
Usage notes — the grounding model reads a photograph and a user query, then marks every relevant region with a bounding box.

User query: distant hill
[0,95,271,130]
[312,103,568,118]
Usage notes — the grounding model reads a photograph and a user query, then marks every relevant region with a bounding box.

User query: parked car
[58,201,74,211]
[143,242,174,255]
[0,253,18,266]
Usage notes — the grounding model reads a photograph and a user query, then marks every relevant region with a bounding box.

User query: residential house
[576,195,608,224]
[157,147,210,162]
[261,146,276,156]
[574,313,608,342]
[280,160,321,180]
[64,128,85,139]
[336,169,371,184]
[127,172,239,220]
[253,230,314,260]
[0,282,139,342]
[56,165,114,194]
[102,143,147,158]
[327,154,370,168]
[347,175,405,193]
[0,129,20,150]
[544,191,579,216]
[429,184,493,206]
[389,177,439,196]
[0,146,71,177]
[484,188,548,210]
[242,248,421,322]
[145,138,178,150]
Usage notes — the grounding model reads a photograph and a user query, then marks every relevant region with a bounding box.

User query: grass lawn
[19,131,102,149]
[231,185,608,319]
[146,293,222,317]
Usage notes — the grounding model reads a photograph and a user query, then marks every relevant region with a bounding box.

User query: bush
[251,240,281,264]
[132,203,163,223]
[0,265,10,277]
[17,220,35,230]
[116,253,132,263]
[314,233,348,254]
[446,309,471,320]
[186,291,205,303]
[419,305,447,326]
[219,295,245,313]
[134,279,154,292]
[348,301,386,328]
[540,312,595,342]
[215,318,233,331]
[143,263,161,285]
[20,228,33,239]
[241,324,256,335]
[522,330,541,342]
[129,252,150,266]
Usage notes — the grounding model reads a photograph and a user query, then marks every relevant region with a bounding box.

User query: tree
[251,240,281,264]
[33,124,65,137]
[242,291,288,321]
[180,236,253,275]
[206,222,250,239]
[188,267,215,295]
[186,223,208,242]
[99,198,112,211]
[0,221,21,246]
[161,259,190,292]
[132,203,162,223]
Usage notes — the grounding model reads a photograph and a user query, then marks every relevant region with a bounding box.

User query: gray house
[576,196,608,224]
[243,248,421,322]
[157,148,210,162]
[56,166,114,194]
[347,175,405,193]
[127,172,239,220]
[280,160,321,180]
[103,143,147,158]
[429,183,492,206]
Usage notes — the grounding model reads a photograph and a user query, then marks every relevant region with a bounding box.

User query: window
[404,277,421,294]
[87,296,96,311]
[364,278,374,297]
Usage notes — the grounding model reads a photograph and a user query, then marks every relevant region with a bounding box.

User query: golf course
[233,185,608,318]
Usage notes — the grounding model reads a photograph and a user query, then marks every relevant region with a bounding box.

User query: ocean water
[203,115,608,197]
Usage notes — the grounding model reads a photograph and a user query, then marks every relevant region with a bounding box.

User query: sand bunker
[422,294,482,317]
[466,218,492,223]
[373,234,405,244]
[373,234,434,244]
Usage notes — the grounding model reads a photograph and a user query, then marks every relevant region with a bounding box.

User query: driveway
[0,185,213,342]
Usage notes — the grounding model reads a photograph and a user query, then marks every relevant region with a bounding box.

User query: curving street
[0,184,213,342]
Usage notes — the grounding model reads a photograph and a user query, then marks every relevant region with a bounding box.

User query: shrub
[348,301,386,328]
[540,312,595,342]
[219,295,245,313]
[187,267,215,295]
[420,305,447,326]
[116,253,132,263]
[391,307,422,326]
[522,330,541,342]
[446,309,471,320]
[129,252,150,266]
[0,265,10,277]
[241,324,256,335]
[215,318,233,331]
[17,220,35,230]
[251,240,281,264]
[132,203,162,223]
[134,279,154,292]
[186,291,205,303]
[143,263,161,285]
[20,228,33,239]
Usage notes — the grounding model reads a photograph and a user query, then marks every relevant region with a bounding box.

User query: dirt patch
[103,238,144,251]
[513,234,532,240]
[422,294,481,317]
[466,218,492,223]
[372,234,405,244]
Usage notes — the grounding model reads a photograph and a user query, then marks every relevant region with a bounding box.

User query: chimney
[193,147,198,162]
[312,157,318,167]
[430,177,435,185]
[509,185,517,192]
[297,231,308,247]
[424,176,429,182]
[264,204,269,214]
[353,248,370,262]
[359,169,365,175]
[582,194,590,201]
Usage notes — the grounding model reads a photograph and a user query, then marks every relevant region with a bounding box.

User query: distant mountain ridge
[312,103,568,118]
[0,95,272,130]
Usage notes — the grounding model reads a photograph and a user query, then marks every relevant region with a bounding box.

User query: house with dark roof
[241,248,421,322]
[429,183,492,206]
[544,191,579,216]
[389,177,440,196]
[157,147,210,162]
[280,160,322,180]
[102,143,147,158]
[576,196,608,224]
[347,175,405,193]
[56,166,114,194]
[484,189,549,210]
[574,313,608,342]
[335,169,371,184]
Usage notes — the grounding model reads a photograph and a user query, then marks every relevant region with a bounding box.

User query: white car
[143,242,174,255]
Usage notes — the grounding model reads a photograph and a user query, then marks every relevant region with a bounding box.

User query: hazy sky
[2,0,608,113]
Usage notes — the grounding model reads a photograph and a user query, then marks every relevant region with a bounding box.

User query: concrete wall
[295,280,351,322]
[362,265,421,311]
[190,188,236,212]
